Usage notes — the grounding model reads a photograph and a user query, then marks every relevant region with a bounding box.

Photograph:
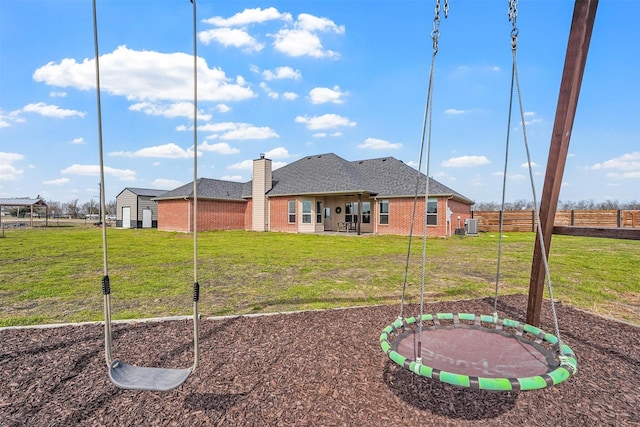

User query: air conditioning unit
[466,218,479,236]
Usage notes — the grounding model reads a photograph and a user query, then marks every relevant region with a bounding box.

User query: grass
[1,224,638,327]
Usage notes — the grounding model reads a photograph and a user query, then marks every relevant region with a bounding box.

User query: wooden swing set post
[526,0,599,327]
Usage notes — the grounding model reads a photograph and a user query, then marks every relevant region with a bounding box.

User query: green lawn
[1,225,638,327]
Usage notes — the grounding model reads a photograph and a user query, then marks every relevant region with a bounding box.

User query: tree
[65,199,79,219]
[105,199,116,215]
[47,200,62,218]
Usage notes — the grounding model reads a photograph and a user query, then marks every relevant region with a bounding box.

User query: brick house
[154,153,474,237]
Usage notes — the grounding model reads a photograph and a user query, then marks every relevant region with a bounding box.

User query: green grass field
[1,224,638,327]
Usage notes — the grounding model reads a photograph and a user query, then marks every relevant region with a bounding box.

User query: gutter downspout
[446,195,454,238]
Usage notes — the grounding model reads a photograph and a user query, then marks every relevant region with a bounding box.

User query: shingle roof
[268,153,376,196]
[268,153,473,203]
[154,178,246,201]
[153,153,473,205]
[118,187,168,198]
[352,156,473,201]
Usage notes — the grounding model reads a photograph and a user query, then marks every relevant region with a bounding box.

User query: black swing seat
[109,360,192,392]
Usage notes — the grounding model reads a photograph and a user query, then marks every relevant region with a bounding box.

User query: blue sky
[1,0,638,206]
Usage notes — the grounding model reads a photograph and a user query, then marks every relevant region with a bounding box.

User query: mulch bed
[1,294,638,426]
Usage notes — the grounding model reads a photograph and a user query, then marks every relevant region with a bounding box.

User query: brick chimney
[252,153,272,231]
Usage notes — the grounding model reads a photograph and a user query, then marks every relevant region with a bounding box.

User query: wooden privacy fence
[472,209,640,233]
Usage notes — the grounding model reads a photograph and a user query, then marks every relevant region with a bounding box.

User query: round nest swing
[381,312,577,391]
[380,0,577,392]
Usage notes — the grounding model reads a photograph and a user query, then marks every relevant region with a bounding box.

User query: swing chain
[508,0,519,49]
[431,0,448,54]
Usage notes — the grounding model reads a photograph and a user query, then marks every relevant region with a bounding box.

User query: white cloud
[273,28,339,58]
[297,13,345,34]
[197,122,238,133]
[70,137,85,144]
[219,175,244,182]
[202,7,292,27]
[523,111,543,126]
[22,102,85,119]
[0,152,25,181]
[283,92,298,100]
[442,155,490,167]
[216,104,231,113]
[49,91,67,98]
[109,143,193,159]
[264,147,292,159]
[406,161,419,170]
[43,178,70,185]
[129,102,212,121]
[198,142,239,155]
[357,137,402,150]
[33,45,256,103]
[272,14,344,59]
[0,109,26,128]
[199,9,343,59]
[228,158,286,172]
[605,171,640,179]
[228,160,253,170]
[295,113,356,130]
[197,122,278,140]
[312,131,343,138]
[592,152,640,175]
[259,82,279,99]
[224,125,278,140]
[444,108,469,115]
[272,161,287,170]
[61,164,136,181]
[520,161,538,168]
[152,178,183,189]
[309,86,346,104]
[199,28,264,52]
[262,66,301,81]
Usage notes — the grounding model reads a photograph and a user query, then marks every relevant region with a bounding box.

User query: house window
[427,198,438,225]
[302,200,312,224]
[316,201,322,223]
[379,200,389,224]
[345,202,357,223]
[362,201,371,224]
[288,200,296,223]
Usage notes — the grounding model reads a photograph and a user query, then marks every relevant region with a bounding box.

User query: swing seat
[109,360,192,392]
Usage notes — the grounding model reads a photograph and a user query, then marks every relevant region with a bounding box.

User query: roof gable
[117,187,168,198]
[268,153,374,196]
[351,156,472,202]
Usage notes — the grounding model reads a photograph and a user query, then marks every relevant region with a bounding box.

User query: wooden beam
[553,226,640,240]
[527,0,599,327]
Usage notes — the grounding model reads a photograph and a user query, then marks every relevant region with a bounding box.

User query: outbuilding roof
[0,198,47,206]
[116,187,169,198]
